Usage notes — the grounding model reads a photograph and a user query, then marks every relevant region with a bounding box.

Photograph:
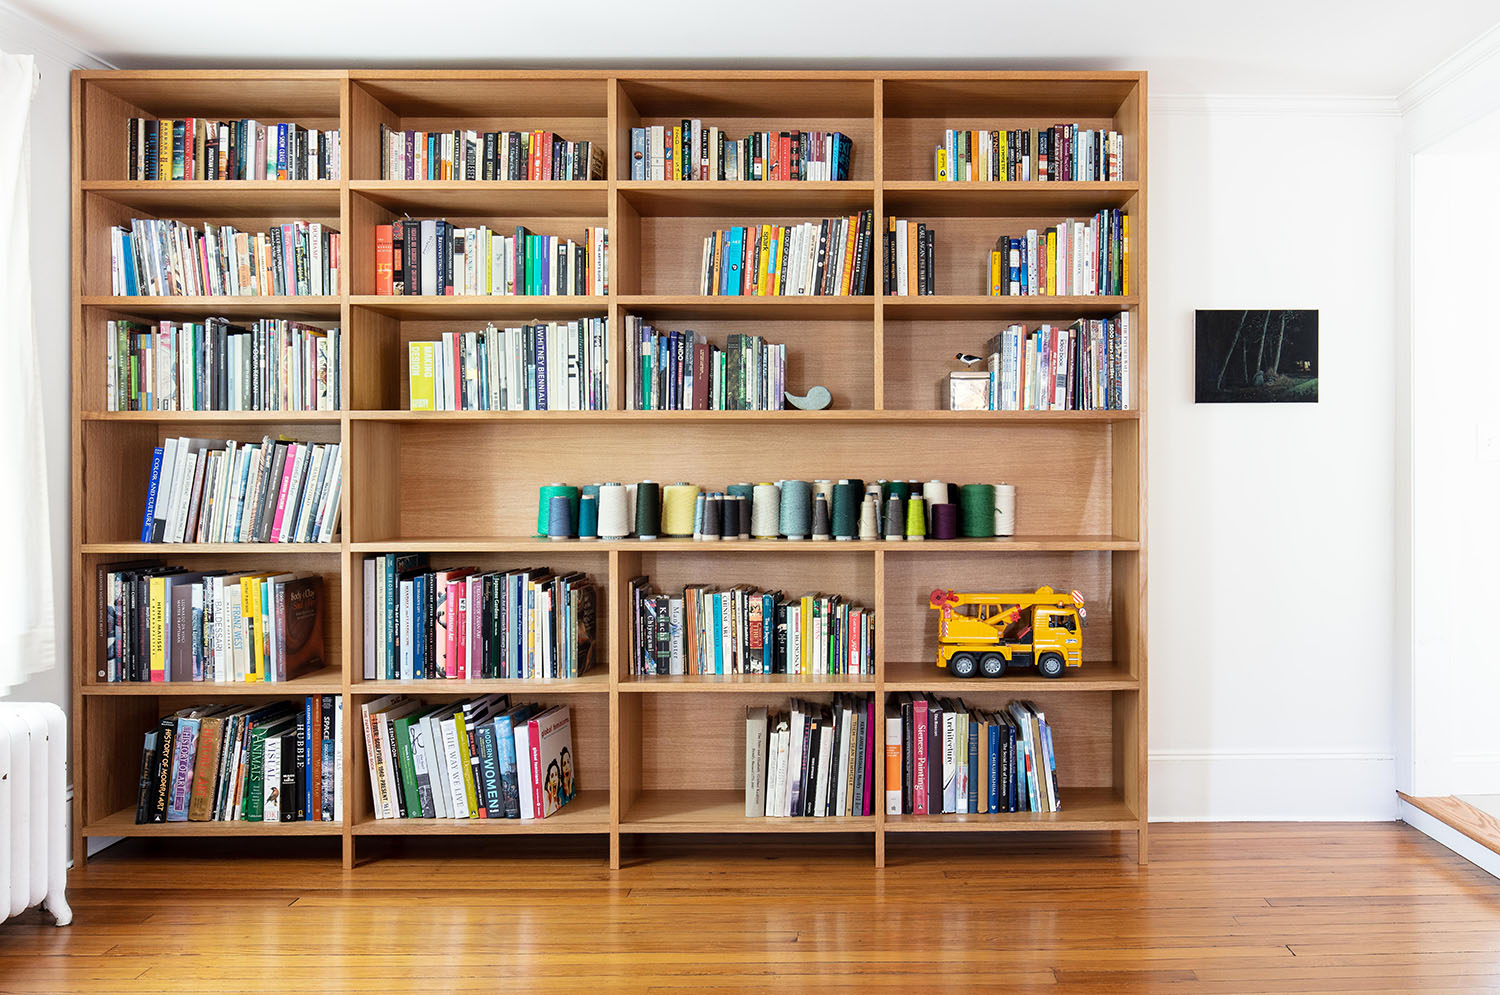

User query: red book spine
[541,131,554,180]
[778,133,790,182]
[913,698,929,815]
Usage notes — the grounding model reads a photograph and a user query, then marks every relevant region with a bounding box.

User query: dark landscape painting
[1195,309,1318,404]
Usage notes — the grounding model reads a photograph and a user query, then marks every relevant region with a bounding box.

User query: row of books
[629,125,854,182]
[106,318,341,412]
[373,221,608,296]
[984,316,1131,411]
[110,219,340,297]
[378,126,604,181]
[884,219,937,296]
[362,695,576,820]
[987,211,1130,297]
[887,695,1061,815]
[135,697,343,823]
[139,435,343,545]
[127,118,341,181]
[628,578,874,677]
[100,564,324,684]
[406,319,609,412]
[362,555,599,681]
[699,213,876,296]
[933,126,1126,183]
[624,318,786,411]
[745,696,877,818]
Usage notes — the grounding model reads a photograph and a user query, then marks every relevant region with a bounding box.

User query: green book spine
[244,725,268,821]
[395,715,423,819]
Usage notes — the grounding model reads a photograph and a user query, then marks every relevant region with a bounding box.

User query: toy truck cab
[929,587,1085,679]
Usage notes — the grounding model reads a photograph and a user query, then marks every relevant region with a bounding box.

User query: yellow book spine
[455,712,479,817]
[799,595,813,674]
[249,577,266,682]
[999,130,1009,182]
[839,215,857,296]
[149,576,167,681]
[990,250,1002,296]
[936,147,947,181]
[1047,230,1057,296]
[408,341,436,411]
[671,126,681,181]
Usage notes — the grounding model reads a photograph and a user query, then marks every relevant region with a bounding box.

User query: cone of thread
[831,481,859,540]
[597,483,629,539]
[959,483,996,537]
[884,495,906,540]
[811,494,831,540]
[661,482,700,538]
[751,483,781,538]
[779,480,812,540]
[635,481,661,540]
[906,495,927,540]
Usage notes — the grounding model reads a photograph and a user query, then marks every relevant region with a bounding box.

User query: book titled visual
[373,221,607,296]
[624,318,786,411]
[987,211,1129,297]
[107,319,340,412]
[134,696,342,824]
[379,127,603,180]
[982,315,1131,411]
[360,695,578,820]
[933,126,1125,182]
[630,125,852,181]
[361,555,598,681]
[629,577,873,677]
[136,435,343,544]
[126,118,340,181]
[407,319,609,411]
[883,218,936,296]
[745,695,877,818]
[110,219,340,297]
[699,214,875,296]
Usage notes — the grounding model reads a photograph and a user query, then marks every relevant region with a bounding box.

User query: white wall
[1146,98,1400,820]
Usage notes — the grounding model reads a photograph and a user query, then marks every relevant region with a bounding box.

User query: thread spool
[693,492,706,539]
[751,483,781,539]
[699,493,722,541]
[727,482,755,523]
[994,483,1016,537]
[946,482,961,506]
[546,494,575,540]
[906,495,927,541]
[635,481,661,540]
[922,479,947,531]
[832,481,859,540]
[624,483,639,537]
[724,495,744,541]
[779,480,812,540]
[582,483,600,505]
[811,494,832,540]
[661,482,700,538]
[536,483,579,537]
[889,480,911,505]
[846,478,865,498]
[597,483,630,540]
[884,495,906,540]
[858,496,879,540]
[959,483,996,538]
[736,496,751,539]
[812,479,835,507]
[577,492,598,540]
[932,503,959,540]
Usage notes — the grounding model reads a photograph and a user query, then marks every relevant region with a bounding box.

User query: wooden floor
[3,823,1499,993]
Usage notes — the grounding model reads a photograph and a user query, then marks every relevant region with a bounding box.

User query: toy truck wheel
[980,653,1006,678]
[1038,653,1065,679]
[950,652,978,678]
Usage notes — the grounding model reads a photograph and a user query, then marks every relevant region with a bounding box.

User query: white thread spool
[994,483,1016,537]
[597,483,631,540]
[751,483,781,539]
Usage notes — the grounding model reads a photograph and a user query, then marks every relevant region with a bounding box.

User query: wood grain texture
[1400,793,1500,856]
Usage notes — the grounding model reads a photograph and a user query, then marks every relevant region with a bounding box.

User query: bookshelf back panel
[619,79,876,124]
[881,78,1137,120]
[374,421,1112,540]
[635,213,878,296]
[353,77,610,122]
[630,550,877,615]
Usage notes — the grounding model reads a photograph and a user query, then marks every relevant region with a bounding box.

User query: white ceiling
[8,0,1499,96]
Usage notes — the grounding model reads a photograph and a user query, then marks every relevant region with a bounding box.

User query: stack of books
[126,118,340,180]
[630,125,852,181]
[624,318,785,411]
[407,319,609,411]
[379,126,603,180]
[987,211,1130,297]
[745,696,877,817]
[934,126,1125,182]
[110,219,340,296]
[699,213,875,296]
[373,221,608,296]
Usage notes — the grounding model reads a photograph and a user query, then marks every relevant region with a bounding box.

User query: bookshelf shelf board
[882,660,1139,693]
[615,295,873,321]
[349,295,609,320]
[82,296,344,319]
[83,410,343,424]
[82,807,345,837]
[350,673,611,695]
[620,790,878,833]
[82,667,346,695]
[881,295,1138,320]
[618,674,876,693]
[881,180,1140,216]
[883,787,1136,832]
[82,542,342,555]
[351,791,611,835]
[351,536,1138,554]
[345,409,1139,424]
[617,180,876,217]
[349,180,609,217]
[82,179,341,215]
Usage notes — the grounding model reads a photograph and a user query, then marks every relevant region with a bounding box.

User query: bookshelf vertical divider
[71,69,1147,871]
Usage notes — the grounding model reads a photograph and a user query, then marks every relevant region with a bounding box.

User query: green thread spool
[635,481,662,540]
[831,481,859,540]
[536,484,579,537]
[959,483,996,538]
[727,482,755,524]
[906,495,927,540]
[889,480,911,504]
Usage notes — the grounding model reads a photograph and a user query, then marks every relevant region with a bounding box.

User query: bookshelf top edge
[76,69,1146,84]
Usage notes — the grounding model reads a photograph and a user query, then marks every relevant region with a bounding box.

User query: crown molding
[0,1,114,69]
[1152,92,1400,117]
[1399,19,1500,115]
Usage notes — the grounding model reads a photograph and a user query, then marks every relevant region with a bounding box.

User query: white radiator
[0,702,71,926]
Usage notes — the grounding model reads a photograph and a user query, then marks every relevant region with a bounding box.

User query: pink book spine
[454,581,468,680]
[468,577,483,679]
[528,719,544,819]
[445,580,461,678]
[269,443,298,542]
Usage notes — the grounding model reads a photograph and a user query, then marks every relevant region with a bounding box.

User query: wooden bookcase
[71,69,1147,868]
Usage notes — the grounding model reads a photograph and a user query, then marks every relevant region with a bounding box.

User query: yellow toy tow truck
[928,586,1086,679]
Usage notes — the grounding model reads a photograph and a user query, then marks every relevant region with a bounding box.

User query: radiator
[0,702,72,926]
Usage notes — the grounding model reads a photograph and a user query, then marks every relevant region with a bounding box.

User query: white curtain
[0,52,55,697]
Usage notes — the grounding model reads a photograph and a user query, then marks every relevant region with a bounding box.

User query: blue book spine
[140,446,164,541]
[835,132,852,181]
[631,128,644,179]
[987,722,1000,814]
[277,123,287,177]
[121,233,139,296]
[494,713,520,818]
[712,592,724,675]
[1008,722,1020,812]
[967,718,980,814]
[723,227,744,296]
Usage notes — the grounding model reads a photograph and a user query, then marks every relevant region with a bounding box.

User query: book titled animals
[885,695,1061,816]
[361,695,577,820]
[625,318,785,411]
[134,696,342,824]
[629,578,873,677]
[988,211,1129,297]
[379,126,603,180]
[407,319,609,411]
[984,316,1131,411]
[373,221,607,296]
[363,555,598,681]
[745,696,877,818]
[99,563,324,683]
[630,125,852,181]
[126,118,340,180]
[699,213,875,296]
[933,126,1125,182]
[110,218,340,296]
[107,318,340,412]
[138,435,343,544]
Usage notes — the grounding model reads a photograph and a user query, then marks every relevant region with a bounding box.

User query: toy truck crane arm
[928,587,1086,680]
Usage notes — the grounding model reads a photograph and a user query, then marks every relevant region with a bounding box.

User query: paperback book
[699,213,875,296]
[379,126,603,181]
[630,124,853,181]
[126,118,340,181]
